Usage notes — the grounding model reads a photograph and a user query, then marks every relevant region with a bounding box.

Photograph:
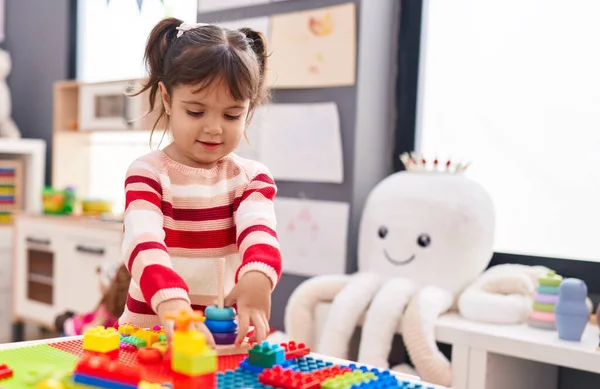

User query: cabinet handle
[76,245,105,256]
[26,237,50,246]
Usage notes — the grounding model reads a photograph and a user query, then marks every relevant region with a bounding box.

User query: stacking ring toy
[205,306,236,321]
[205,319,237,333]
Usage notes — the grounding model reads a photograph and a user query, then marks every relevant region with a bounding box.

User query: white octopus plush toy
[284,155,495,386]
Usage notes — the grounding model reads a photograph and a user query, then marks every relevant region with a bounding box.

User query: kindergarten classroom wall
[198,0,399,331]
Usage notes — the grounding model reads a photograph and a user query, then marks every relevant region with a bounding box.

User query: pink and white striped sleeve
[122,160,190,312]
[234,164,282,289]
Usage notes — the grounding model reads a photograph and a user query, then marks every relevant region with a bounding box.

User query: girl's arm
[122,161,190,313]
[234,164,282,290]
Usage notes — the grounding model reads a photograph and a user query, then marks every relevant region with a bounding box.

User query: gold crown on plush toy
[399,152,470,174]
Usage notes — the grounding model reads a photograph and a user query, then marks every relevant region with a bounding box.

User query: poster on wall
[236,102,344,183]
[267,2,357,88]
[274,197,350,277]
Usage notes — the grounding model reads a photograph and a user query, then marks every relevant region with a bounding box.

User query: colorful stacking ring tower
[204,306,237,345]
[528,270,562,330]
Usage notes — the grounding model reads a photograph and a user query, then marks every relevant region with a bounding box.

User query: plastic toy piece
[118,324,137,336]
[0,364,12,380]
[173,329,207,356]
[205,306,236,321]
[258,365,352,389]
[137,347,162,364]
[172,371,216,389]
[134,329,161,347]
[212,332,237,345]
[320,370,377,388]
[248,341,286,368]
[121,336,147,349]
[74,354,141,385]
[172,348,217,376]
[204,319,237,333]
[83,327,120,353]
[556,278,589,341]
[73,373,138,389]
[34,378,66,389]
[164,310,205,332]
[281,341,310,360]
[151,341,169,356]
[138,381,169,389]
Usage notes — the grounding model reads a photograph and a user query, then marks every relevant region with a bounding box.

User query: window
[76,0,197,82]
[416,0,600,262]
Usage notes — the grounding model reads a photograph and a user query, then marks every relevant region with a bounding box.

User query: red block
[0,364,13,380]
[74,354,141,384]
[172,372,216,389]
[258,365,351,389]
[280,341,311,360]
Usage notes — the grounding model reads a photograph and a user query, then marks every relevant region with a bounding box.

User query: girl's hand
[224,271,272,346]
[156,298,216,347]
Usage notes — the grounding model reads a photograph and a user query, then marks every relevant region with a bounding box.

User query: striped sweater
[118,150,282,328]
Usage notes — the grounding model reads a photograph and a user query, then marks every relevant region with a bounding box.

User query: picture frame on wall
[78,81,143,131]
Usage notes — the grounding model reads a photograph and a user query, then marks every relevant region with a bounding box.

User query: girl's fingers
[251,311,269,344]
[164,319,175,343]
[236,312,250,346]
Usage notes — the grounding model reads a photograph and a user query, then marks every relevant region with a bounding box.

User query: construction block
[165,310,204,332]
[118,324,137,336]
[120,336,147,349]
[73,373,138,389]
[134,329,161,347]
[137,347,162,364]
[281,341,311,360]
[83,326,120,353]
[172,348,217,376]
[172,329,207,356]
[320,370,377,388]
[248,341,286,368]
[74,354,141,385]
[0,364,12,380]
[151,341,169,356]
[138,381,169,389]
[172,371,216,389]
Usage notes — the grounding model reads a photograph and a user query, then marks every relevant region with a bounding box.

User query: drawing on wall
[236,102,344,183]
[214,16,271,39]
[274,197,350,277]
[267,2,356,88]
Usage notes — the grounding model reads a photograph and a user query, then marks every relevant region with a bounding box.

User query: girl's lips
[197,141,221,151]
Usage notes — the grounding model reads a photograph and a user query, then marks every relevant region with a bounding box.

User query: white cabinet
[13,215,123,329]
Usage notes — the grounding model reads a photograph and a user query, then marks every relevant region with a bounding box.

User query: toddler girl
[119,18,282,347]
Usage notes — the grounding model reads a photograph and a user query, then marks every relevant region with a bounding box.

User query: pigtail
[238,28,270,105]
[133,17,182,130]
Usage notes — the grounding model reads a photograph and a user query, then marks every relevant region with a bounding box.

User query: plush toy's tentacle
[402,286,454,387]
[357,278,417,368]
[317,272,383,359]
[458,286,533,324]
[284,274,351,347]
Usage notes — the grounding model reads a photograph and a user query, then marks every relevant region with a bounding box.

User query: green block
[158,334,166,342]
[0,344,78,389]
[321,371,377,389]
[172,349,217,376]
[121,336,146,348]
[533,302,555,312]
[248,342,285,368]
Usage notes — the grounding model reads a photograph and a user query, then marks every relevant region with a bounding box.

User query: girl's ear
[158,81,171,114]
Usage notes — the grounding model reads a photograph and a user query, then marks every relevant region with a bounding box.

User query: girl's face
[159,80,250,169]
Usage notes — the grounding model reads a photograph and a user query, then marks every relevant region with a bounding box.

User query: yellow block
[118,324,136,336]
[138,381,168,389]
[82,326,119,353]
[172,329,207,356]
[135,329,160,346]
[172,348,217,376]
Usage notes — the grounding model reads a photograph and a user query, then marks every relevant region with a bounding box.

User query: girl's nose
[203,122,222,135]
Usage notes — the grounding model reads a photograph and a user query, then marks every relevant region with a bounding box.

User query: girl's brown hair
[134,17,270,133]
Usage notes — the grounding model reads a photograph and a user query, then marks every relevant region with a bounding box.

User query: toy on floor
[55,263,130,336]
[555,278,589,341]
[528,270,562,330]
[285,153,496,386]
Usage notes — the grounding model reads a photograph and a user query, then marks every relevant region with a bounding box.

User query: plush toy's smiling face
[358,171,496,294]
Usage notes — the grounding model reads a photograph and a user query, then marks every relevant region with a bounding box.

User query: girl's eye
[225,114,242,120]
[186,110,203,117]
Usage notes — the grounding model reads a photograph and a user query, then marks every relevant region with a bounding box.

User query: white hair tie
[176,22,209,38]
